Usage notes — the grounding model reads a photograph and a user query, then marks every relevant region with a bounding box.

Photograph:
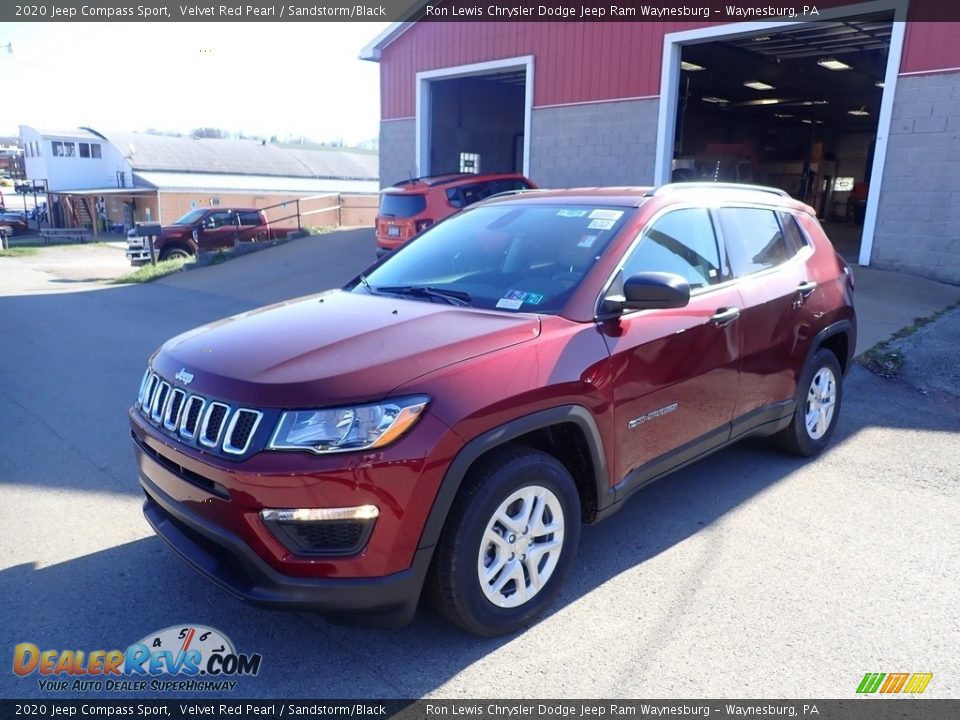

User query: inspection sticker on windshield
[578,234,599,248]
[588,218,616,230]
[556,209,589,218]
[588,209,624,221]
[498,290,544,309]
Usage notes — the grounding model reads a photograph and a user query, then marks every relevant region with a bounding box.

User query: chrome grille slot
[141,374,159,413]
[163,389,187,431]
[136,369,151,407]
[222,409,263,455]
[150,382,171,423]
[179,395,206,439]
[199,402,230,448]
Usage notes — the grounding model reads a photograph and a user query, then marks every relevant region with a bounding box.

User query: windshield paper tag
[499,290,544,308]
[556,209,588,218]
[578,235,599,248]
[588,209,624,221]
[588,218,616,230]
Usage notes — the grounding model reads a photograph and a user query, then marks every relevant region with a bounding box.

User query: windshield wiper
[374,285,472,306]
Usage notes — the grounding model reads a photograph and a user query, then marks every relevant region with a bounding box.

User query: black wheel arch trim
[809,317,857,376]
[417,405,610,552]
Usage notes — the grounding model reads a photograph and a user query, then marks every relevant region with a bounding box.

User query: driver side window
[622,208,724,290]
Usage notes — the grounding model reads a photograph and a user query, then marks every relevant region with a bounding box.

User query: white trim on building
[415,55,535,177]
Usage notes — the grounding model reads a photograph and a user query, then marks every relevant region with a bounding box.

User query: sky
[0,22,390,145]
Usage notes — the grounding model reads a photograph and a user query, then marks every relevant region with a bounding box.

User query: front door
[196,210,239,251]
[599,207,742,487]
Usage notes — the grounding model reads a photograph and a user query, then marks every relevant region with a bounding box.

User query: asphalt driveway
[0,230,957,699]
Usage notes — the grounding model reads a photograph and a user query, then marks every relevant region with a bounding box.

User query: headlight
[268,395,430,454]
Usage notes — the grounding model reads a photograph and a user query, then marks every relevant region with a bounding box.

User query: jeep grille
[137,369,263,456]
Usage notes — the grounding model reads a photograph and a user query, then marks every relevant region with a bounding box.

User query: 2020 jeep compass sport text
[131,184,855,636]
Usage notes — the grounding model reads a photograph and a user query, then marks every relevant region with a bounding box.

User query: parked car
[0,211,28,235]
[375,172,536,256]
[126,208,297,265]
[131,183,855,636]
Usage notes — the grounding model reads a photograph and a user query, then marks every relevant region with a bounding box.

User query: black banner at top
[3,0,960,23]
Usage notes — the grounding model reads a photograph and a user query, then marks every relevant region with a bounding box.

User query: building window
[52,141,76,157]
[91,143,101,159]
[25,144,31,158]
[459,152,480,174]
[80,143,90,158]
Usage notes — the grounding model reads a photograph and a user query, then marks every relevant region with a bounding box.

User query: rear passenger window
[237,211,262,226]
[622,208,723,290]
[716,207,791,275]
[778,211,808,255]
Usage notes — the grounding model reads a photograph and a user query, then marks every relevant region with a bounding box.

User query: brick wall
[380,119,416,188]
[873,72,960,284]
[529,99,660,188]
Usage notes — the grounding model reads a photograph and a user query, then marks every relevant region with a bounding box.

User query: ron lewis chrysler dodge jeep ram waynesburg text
[130,183,855,636]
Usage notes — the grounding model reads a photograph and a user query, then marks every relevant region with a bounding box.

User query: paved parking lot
[0,230,958,699]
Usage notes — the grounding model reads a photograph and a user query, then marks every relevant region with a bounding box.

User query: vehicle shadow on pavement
[3,367,957,699]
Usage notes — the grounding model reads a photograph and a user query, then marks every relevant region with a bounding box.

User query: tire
[773,348,843,457]
[159,246,191,262]
[427,445,581,637]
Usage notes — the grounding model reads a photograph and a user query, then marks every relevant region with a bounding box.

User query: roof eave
[359,18,418,61]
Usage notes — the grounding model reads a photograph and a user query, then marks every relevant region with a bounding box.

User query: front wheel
[159,246,191,262]
[774,348,843,457]
[427,446,581,637]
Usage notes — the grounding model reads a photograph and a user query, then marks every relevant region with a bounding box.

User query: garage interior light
[752,36,771,42]
[802,100,830,106]
[702,96,729,104]
[774,113,794,118]
[848,107,870,116]
[875,80,885,88]
[818,58,852,71]
[743,80,775,91]
[681,61,705,71]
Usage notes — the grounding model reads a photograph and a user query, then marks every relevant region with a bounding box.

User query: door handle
[797,280,818,297]
[710,307,741,326]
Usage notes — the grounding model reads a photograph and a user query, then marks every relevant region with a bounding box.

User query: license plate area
[387,226,400,237]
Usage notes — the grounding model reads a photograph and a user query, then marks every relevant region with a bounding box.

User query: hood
[151,290,541,408]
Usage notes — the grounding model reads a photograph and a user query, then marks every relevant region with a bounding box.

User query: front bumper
[141,473,431,625]
[131,404,462,625]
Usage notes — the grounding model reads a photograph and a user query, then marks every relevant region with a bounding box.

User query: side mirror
[603,272,690,313]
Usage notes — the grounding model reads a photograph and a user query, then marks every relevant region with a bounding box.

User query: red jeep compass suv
[131,183,855,636]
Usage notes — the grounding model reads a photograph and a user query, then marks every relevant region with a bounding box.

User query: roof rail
[482,188,544,201]
[393,173,474,187]
[647,182,790,198]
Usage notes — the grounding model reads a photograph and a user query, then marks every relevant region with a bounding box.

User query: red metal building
[363,3,960,284]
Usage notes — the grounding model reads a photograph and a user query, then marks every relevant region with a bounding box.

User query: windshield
[355,203,632,314]
[172,209,207,225]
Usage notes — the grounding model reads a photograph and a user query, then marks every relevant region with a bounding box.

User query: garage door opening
[417,57,533,178]
[659,7,903,264]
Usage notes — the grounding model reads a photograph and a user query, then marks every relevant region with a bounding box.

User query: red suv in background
[131,183,855,636]
[375,172,536,256]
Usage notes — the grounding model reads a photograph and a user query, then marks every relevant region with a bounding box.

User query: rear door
[236,210,267,242]
[600,207,743,486]
[715,206,818,424]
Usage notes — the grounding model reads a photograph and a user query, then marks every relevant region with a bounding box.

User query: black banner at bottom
[1,700,959,720]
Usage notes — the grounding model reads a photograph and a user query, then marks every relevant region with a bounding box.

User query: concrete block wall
[873,72,960,284]
[529,98,660,188]
[379,119,416,188]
